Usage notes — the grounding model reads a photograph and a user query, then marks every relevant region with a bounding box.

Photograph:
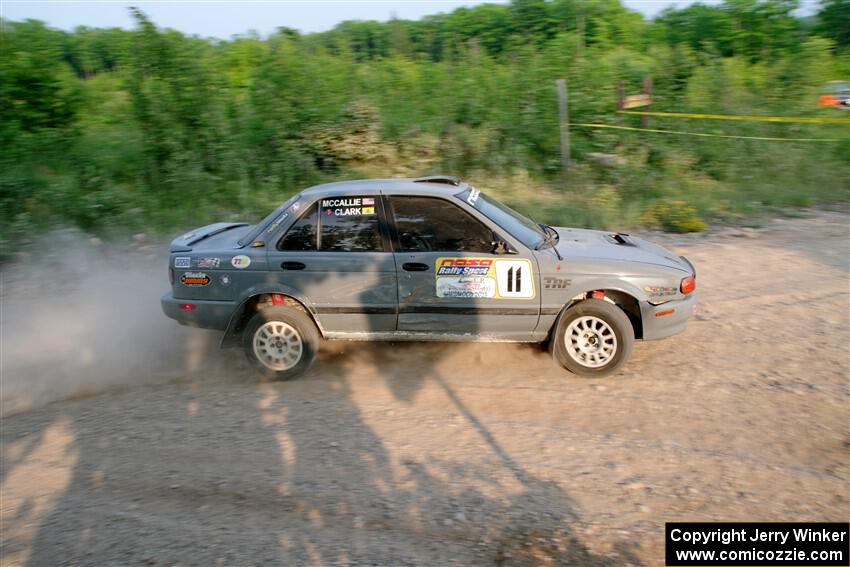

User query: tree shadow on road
[3,343,644,565]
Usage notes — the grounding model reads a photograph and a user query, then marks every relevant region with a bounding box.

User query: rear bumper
[640,291,697,340]
[161,292,235,331]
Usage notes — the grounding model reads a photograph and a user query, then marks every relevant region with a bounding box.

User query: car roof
[300,177,469,199]
[240,177,471,247]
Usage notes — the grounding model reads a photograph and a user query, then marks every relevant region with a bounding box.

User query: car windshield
[237,194,301,246]
[456,188,546,249]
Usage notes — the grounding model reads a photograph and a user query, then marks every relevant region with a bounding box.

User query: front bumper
[161,292,235,331]
[640,291,697,340]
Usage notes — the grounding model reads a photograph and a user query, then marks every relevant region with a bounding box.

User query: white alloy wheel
[252,321,303,371]
[564,315,618,368]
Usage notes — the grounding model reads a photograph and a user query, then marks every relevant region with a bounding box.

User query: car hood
[551,227,691,272]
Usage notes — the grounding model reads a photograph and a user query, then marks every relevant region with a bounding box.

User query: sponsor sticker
[436,258,492,277]
[266,212,290,234]
[644,285,677,297]
[231,255,251,269]
[197,257,220,269]
[467,188,481,206]
[181,271,210,286]
[543,276,571,289]
[435,258,535,299]
[437,277,496,298]
[174,256,191,268]
[220,274,231,286]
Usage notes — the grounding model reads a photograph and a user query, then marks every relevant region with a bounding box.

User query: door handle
[402,262,429,272]
[281,261,306,271]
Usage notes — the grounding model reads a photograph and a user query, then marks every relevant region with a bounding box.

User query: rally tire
[551,298,634,378]
[242,306,320,381]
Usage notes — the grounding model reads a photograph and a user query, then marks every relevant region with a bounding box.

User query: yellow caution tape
[570,123,842,142]
[618,110,850,125]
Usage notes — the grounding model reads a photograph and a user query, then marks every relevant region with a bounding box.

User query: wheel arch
[221,287,324,347]
[551,286,644,340]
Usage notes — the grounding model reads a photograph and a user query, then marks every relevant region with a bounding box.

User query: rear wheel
[242,306,319,380]
[551,299,634,378]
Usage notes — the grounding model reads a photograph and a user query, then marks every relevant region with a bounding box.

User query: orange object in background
[819,81,850,110]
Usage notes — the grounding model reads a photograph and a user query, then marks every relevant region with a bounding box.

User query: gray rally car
[161,176,696,379]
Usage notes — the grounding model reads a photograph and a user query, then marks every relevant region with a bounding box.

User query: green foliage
[641,201,709,232]
[0,0,848,253]
[0,20,82,132]
[815,0,850,49]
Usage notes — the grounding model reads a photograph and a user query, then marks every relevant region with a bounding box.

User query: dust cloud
[0,230,238,416]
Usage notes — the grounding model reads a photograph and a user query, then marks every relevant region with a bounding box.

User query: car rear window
[278,203,318,251]
[319,196,383,252]
[278,196,385,252]
[239,194,301,247]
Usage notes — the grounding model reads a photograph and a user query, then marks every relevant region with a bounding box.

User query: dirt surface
[2,211,848,566]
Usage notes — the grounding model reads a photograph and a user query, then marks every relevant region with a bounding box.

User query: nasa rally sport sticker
[230,255,251,269]
[435,258,535,299]
[173,256,191,268]
[181,272,210,286]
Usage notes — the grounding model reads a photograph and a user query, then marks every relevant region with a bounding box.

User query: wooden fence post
[556,78,570,171]
[642,76,652,128]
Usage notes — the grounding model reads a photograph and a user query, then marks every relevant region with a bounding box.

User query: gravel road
[1,211,848,566]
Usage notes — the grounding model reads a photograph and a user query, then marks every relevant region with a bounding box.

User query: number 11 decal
[495,260,534,299]
[506,266,521,293]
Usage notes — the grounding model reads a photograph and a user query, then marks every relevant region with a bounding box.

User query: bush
[641,200,708,233]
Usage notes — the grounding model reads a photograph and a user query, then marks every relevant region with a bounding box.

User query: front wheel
[551,299,634,378]
[242,306,319,380]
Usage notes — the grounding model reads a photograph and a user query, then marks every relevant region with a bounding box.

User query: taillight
[169,267,175,285]
[680,275,696,294]
[179,303,196,311]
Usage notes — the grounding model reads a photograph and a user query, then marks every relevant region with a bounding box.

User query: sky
[0,0,820,38]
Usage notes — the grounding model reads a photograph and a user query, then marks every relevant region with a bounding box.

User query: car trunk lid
[169,222,253,252]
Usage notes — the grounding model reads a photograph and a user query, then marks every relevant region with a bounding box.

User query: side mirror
[492,240,516,255]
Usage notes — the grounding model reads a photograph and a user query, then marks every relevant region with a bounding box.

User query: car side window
[318,196,384,252]
[390,196,494,253]
[278,203,318,251]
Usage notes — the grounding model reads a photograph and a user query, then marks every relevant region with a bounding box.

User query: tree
[816,0,850,49]
[0,20,81,132]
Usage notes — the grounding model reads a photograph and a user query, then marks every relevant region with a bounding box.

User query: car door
[387,194,540,338]
[267,194,398,335]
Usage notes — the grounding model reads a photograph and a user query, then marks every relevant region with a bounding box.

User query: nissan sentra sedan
[162,176,696,379]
